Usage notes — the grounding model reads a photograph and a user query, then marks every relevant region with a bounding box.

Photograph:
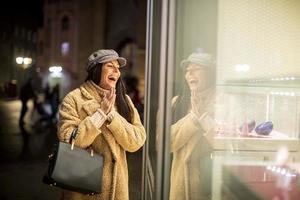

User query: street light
[16,57,23,64]
[15,56,32,68]
[23,57,32,65]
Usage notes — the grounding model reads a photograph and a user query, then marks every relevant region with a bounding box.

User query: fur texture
[169,94,215,200]
[57,81,146,200]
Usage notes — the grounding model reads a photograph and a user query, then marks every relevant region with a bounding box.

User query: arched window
[61,16,69,31]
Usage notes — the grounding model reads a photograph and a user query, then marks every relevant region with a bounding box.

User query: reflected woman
[170,52,216,200]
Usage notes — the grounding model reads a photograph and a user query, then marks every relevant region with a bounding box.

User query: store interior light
[271,91,297,96]
[271,77,296,81]
[235,64,250,72]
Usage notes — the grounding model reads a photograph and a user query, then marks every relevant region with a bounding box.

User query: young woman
[57,49,146,200]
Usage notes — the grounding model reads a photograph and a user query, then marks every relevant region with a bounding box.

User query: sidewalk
[0,99,143,200]
[0,100,60,200]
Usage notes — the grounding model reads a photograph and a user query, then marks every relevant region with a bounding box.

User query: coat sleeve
[58,95,101,148]
[170,113,202,153]
[106,96,146,152]
[171,112,216,152]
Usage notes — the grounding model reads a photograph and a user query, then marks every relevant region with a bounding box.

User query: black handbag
[43,128,103,195]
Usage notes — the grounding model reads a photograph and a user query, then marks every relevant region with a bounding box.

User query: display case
[212,84,300,149]
[211,84,300,200]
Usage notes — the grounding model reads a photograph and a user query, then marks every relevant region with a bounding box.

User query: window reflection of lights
[291,77,295,80]
[281,169,287,175]
[276,167,281,173]
[286,172,292,177]
[266,165,297,177]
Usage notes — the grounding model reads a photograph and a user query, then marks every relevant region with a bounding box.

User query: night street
[0,99,60,199]
[0,99,142,200]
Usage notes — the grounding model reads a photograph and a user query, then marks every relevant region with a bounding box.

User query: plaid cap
[181,52,213,68]
[86,49,126,72]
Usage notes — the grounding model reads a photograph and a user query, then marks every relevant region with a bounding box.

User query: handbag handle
[69,128,94,157]
[70,128,78,150]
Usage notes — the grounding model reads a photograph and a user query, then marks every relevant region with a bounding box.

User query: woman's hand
[100,88,116,114]
[191,89,205,118]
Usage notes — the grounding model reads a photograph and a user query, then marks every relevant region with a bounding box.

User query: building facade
[37,0,146,98]
[0,22,37,98]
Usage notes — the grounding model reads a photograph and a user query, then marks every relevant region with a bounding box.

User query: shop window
[61,16,69,31]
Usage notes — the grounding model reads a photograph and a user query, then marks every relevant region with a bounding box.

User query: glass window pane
[168,0,300,199]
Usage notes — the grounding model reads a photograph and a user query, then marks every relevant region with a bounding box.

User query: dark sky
[0,0,44,28]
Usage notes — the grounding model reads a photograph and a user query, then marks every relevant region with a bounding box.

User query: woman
[58,49,146,200]
[169,52,216,200]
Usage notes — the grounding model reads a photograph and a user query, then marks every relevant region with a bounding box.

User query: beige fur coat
[169,91,216,200]
[57,81,146,200]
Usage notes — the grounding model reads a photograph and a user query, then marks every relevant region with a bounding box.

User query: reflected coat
[57,81,146,200]
[169,93,215,200]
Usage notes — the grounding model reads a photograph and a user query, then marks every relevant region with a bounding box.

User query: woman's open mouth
[189,79,199,85]
[108,75,117,82]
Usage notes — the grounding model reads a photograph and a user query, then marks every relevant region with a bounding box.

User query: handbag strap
[70,128,78,150]
[69,128,78,144]
[69,128,94,156]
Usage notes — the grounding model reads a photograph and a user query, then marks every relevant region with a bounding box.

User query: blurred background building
[0,0,146,100]
[0,0,42,99]
[36,0,146,98]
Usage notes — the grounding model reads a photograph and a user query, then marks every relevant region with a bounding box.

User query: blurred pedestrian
[19,78,35,127]
[50,83,60,122]
[18,77,36,157]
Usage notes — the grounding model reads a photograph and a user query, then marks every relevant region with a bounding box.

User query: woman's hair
[172,80,190,123]
[85,63,132,122]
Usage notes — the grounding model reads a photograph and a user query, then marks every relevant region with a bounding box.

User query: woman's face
[99,60,121,89]
[185,63,209,92]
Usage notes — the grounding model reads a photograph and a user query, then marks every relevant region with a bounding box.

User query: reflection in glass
[169,52,216,200]
[145,0,300,199]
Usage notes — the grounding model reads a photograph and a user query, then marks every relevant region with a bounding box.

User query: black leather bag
[43,129,103,195]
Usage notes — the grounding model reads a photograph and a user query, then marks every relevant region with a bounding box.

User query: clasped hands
[190,88,206,119]
[100,87,116,114]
